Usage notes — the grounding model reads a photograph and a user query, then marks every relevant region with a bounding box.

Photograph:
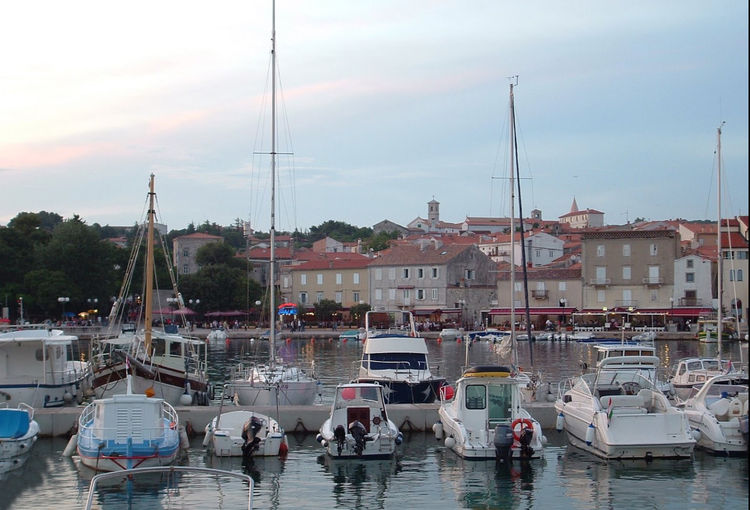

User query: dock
[34,401,559,437]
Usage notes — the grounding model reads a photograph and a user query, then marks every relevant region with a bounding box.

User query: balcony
[588,278,611,287]
[531,289,549,300]
[642,277,663,287]
[678,297,705,307]
[614,300,639,309]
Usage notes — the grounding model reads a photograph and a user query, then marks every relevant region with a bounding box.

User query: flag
[125,356,130,371]
[724,360,733,374]
[607,397,613,424]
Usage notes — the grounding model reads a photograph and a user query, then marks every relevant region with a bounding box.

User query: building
[478,231,564,267]
[172,232,224,277]
[580,229,680,312]
[367,242,496,328]
[285,254,372,310]
[558,198,604,229]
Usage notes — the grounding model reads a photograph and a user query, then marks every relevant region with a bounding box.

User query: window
[622,289,632,304]
[431,267,439,278]
[417,289,425,300]
[729,270,735,281]
[597,245,605,257]
[182,264,189,274]
[389,288,396,300]
[418,268,424,279]
[353,273,360,285]
[514,282,522,292]
[686,259,694,268]
[648,265,660,283]
[300,274,307,285]
[353,291,360,303]
[686,273,695,282]
[536,282,545,290]
[316,292,324,303]
[283,276,290,288]
[335,291,342,303]
[738,269,744,281]
[650,290,658,302]
[299,292,308,304]
[183,248,189,257]
[465,385,486,409]
[336,273,342,285]
[650,243,658,256]
[622,266,631,280]
[431,288,438,300]
[738,251,748,260]
[535,249,541,258]
[559,282,567,291]
[375,268,382,281]
[375,288,382,301]
[549,250,554,257]
[388,268,396,280]
[465,269,475,280]
[403,289,410,299]
[623,244,631,257]
[596,266,607,283]
[402,268,410,279]
[316,274,323,285]
[597,290,605,302]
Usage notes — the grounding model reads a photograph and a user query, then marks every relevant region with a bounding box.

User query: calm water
[2,337,748,509]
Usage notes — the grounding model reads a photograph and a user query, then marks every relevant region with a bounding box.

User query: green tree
[350,303,371,326]
[313,299,340,323]
[196,242,235,266]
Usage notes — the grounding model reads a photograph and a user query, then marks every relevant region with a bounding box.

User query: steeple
[569,197,579,213]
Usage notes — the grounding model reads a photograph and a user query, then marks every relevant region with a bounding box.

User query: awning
[413,309,439,316]
[205,310,245,317]
[636,307,713,317]
[489,307,577,315]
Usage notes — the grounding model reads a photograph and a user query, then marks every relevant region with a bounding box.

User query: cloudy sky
[1,1,747,233]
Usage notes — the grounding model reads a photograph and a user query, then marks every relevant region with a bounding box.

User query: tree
[313,299,340,324]
[196,242,235,266]
[350,302,371,326]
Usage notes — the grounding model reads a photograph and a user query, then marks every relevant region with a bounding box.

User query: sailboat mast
[144,173,156,354]
[269,0,277,365]
[509,82,518,366]
[716,123,723,359]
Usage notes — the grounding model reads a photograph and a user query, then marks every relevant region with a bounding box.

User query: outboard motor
[493,424,513,463]
[241,416,264,459]
[334,425,347,456]
[518,427,535,458]
[348,420,369,457]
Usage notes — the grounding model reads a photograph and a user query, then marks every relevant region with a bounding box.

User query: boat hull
[205,410,287,457]
[0,421,38,458]
[227,380,319,406]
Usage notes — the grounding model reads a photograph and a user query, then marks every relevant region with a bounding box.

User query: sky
[1,1,748,234]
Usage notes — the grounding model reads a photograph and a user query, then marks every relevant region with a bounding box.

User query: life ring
[511,418,533,441]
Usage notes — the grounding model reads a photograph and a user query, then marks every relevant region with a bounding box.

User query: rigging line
[275,64,299,235]
[249,53,274,233]
[490,94,511,218]
[514,110,537,213]
[702,147,717,220]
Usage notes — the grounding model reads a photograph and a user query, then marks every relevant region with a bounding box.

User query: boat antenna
[269,0,277,366]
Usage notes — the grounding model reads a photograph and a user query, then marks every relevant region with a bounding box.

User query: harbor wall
[35,401,559,437]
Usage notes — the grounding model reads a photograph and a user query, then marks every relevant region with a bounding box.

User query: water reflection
[317,454,400,510]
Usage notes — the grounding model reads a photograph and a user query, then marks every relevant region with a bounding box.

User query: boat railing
[78,399,179,434]
[84,466,254,510]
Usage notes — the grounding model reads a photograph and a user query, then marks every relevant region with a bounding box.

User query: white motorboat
[670,357,739,401]
[207,327,228,342]
[590,343,674,397]
[74,374,185,472]
[317,383,402,459]
[354,310,446,404]
[438,328,462,342]
[204,405,288,458]
[90,175,211,407]
[0,327,91,408]
[554,369,696,459]
[0,403,38,460]
[677,373,748,455]
[434,365,546,460]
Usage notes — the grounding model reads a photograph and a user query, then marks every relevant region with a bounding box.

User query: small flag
[607,397,613,424]
[724,360,733,374]
[125,357,130,371]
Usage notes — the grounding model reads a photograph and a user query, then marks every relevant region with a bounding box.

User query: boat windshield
[363,353,427,370]
[488,384,514,424]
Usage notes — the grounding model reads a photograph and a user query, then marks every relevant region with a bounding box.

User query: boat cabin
[454,367,520,429]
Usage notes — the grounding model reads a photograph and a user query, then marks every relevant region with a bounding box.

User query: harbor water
[2,336,748,509]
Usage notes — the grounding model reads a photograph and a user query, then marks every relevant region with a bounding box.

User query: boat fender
[203,424,213,447]
[691,429,701,441]
[585,423,595,446]
[395,432,403,445]
[279,439,289,457]
[316,433,324,444]
[182,392,194,406]
[444,436,456,449]
[179,426,190,449]
[556,412,565,432]
[62,434,78,457]
[433,421,444,440]
[63,392,73,403]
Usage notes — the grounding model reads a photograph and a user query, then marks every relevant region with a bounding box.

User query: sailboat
[434,80,546,461]
[225,0,318,407]
[90,174,211,407]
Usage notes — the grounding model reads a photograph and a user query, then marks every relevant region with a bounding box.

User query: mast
[269,0,277,365]
[144,173,156,354]
[716,122,724,360]
[509,81,518,366]
[511,85,534,369]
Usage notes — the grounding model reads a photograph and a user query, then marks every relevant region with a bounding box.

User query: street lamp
[58,296,70,322]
